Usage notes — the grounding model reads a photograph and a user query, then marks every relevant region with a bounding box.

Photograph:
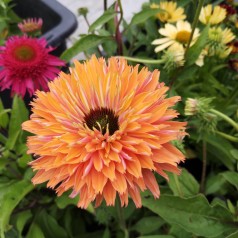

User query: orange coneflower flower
[22,56,186,208]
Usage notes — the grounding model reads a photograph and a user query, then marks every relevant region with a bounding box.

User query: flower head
[150,1,186,23]
[220,3,236,16]
[207,27,235,58]
[0,35,65,97]
[229,59,238,72]
[22,56,186,208]
[199,4,227,25]
[161,44,185,71]
[152,21,199,52]
[18,18,43,34]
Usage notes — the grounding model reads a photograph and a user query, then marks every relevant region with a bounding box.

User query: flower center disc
[13,45,36,61]
[158,11,170,22]
[176,30,191,44]
[84,107,119,135]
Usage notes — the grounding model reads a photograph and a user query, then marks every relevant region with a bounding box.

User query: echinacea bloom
[22,56,186,208]
[229,59,238,72]
[220,3,236,16]
[150,1,186,23]
[161,44,185,71]
[228,41,238,54]
[199,4,226,25]
[0,35,65,97]
[152,20,200,52]
[18,18,43,34]
[207,27,235,58]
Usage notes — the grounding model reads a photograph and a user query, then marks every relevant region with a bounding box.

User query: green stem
[116,198,129,238]
[200,140,207,193]
[104,0,107,11]
[185,0,205,56]
[210,109,238,132]
[115,0,124,55]
[119,56,164,64]
[215,131,238,142]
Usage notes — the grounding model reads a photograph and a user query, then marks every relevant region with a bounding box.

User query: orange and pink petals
[22,56,186,208]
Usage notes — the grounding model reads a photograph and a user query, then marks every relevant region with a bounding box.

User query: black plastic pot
[12,0,78,55]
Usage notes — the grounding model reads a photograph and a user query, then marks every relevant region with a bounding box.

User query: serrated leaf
[130,216,164,235]
[130,8,162,26]
[0,180,34,238]
[185,25,209,66]
[89,9,116,32]
[142,194,236,237]
[60,35,113,62]
[5,96,29,150]
[220,172,238,190]
[168,168,199,197]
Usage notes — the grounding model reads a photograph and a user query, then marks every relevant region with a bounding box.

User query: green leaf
[138,236,175,238]
[205,134,235,170]
[0,100,10,128]
[169,224,192,238]
[15,211,32,238]
[130,8,162,26]
[60,35,113,62]
[230,149,238,160]
[36,210,68,238]
[0,180,34,238]
[205,174,226,195]
[142,194,236,237]
[26,223,45,238]
[185,25,209,66]
[168,168,199,197]
[89,9,116,32]
[226,230,238,238]
[130,216,164,235]
[5,96,29,150]
[55,191,78,209]
[102,227,110,238]
[221,172,238,190]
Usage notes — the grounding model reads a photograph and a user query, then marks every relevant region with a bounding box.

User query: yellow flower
[207,27,235,58]
[162,44,185,71]
[150,1,186,23]
[152,21,200,52]
[199,4,227,25]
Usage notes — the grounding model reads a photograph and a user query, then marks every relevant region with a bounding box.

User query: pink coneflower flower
[18,18,43,34]
[22,56,187,208]
[0,35,65,97]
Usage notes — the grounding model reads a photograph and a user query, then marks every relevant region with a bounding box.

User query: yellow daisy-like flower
[199,4,227,25]
[152,21,200,52]
[207,26,235,58]
[150,1,186,23]
[162,44,185,71]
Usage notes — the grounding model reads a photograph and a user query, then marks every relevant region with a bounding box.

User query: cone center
[13,44,36,61]
[84,107,119,135]
[176,30,191,44]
